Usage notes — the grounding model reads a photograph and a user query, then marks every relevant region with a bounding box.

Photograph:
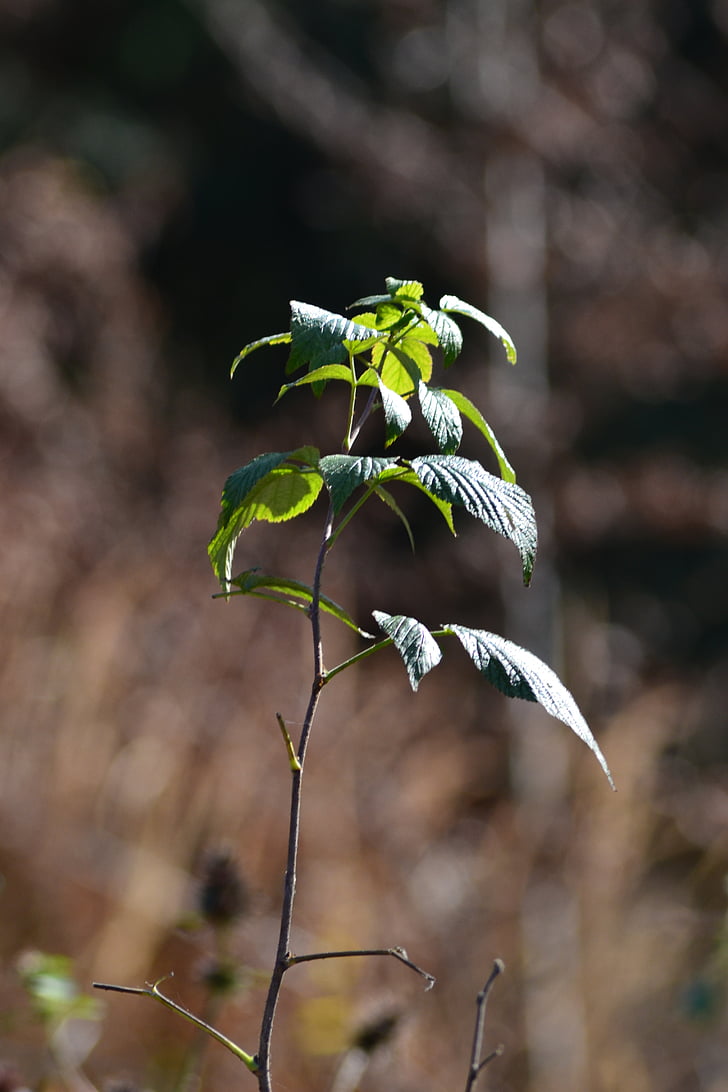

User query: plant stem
[256,502,335,1091]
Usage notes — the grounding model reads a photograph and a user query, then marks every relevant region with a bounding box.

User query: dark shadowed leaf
[418,382,463,454]
[378,378,412,446]
[444,624,614,787]
[420,304,463,365]
[373,611,442,690]
[408,455,537,583]
[319,454,397,513]
[286,302,378,373]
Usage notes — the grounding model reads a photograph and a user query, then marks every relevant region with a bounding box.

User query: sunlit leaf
[230,332,291,378]
[373,610,442,690]
[209,447,321,587]
[439,295,517,364]
[373,339,432,395]
[319,454,397,513]
[408,455,537,583]
[444,624,614,787]
[440,388,516,482]
[385,277,425,301]
[418,382,463,454]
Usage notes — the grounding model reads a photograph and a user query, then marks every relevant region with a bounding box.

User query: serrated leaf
[408,455,537,583]
[286,302,378,374]
[230,332,291,377]
[277,364,355,401]
[418,382,463,454]
[209,447,320,587]
[441,388,516,483]
[319,454,397,513]
[373,610,442,691]
[439,295,517,364]
[420,305,463,366]
[373,486,416,552]
[444,625,614,787]
[228,569,375,637]
[385,277,425,301]
[378,378,412,446]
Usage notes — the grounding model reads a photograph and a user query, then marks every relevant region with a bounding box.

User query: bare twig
[287,947,436,990]
[464,960,505,1092]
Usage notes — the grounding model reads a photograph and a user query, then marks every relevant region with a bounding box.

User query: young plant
[96,276,613,1090]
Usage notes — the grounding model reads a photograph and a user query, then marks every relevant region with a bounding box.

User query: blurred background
[0,1,727,1089]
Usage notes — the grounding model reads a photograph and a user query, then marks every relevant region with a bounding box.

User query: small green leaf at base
[226,570,375,637]
[373,611,442,691]
[444,624,614,787]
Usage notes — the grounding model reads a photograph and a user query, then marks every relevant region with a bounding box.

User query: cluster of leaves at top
[209,277,613,786]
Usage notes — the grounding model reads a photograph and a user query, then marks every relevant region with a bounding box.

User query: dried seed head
[198,848,250,926]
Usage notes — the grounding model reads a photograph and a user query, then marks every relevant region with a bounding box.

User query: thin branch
[464,960,505,1092]
[93,978,258,1072]
[287,947,436,990]
[256,501,335,1092]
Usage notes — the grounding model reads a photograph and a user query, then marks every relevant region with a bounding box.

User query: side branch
[92,978,258,1072]
[288,947,436,990]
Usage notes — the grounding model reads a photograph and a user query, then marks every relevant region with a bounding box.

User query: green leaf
[378,466,456,535]
[420,304,463,365]
[439,295,517,364]
[373,610,442,691]
[373,486,416,552]
[418,382,463,454]
[378,378,412,446]
[277,364,355,401]
[406,318,439,346]
[349,293,393,308]
[227,569,375,637]
[209,447,321,587]
[440,388,516,483]
[286,302,378,374]
[230,332,291,377]
[319,454,397,513]
[444,625,614,787]
[373,339,433,395]
[385,277,425,302]
[240,468,323,525]
[407,455,537,584]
